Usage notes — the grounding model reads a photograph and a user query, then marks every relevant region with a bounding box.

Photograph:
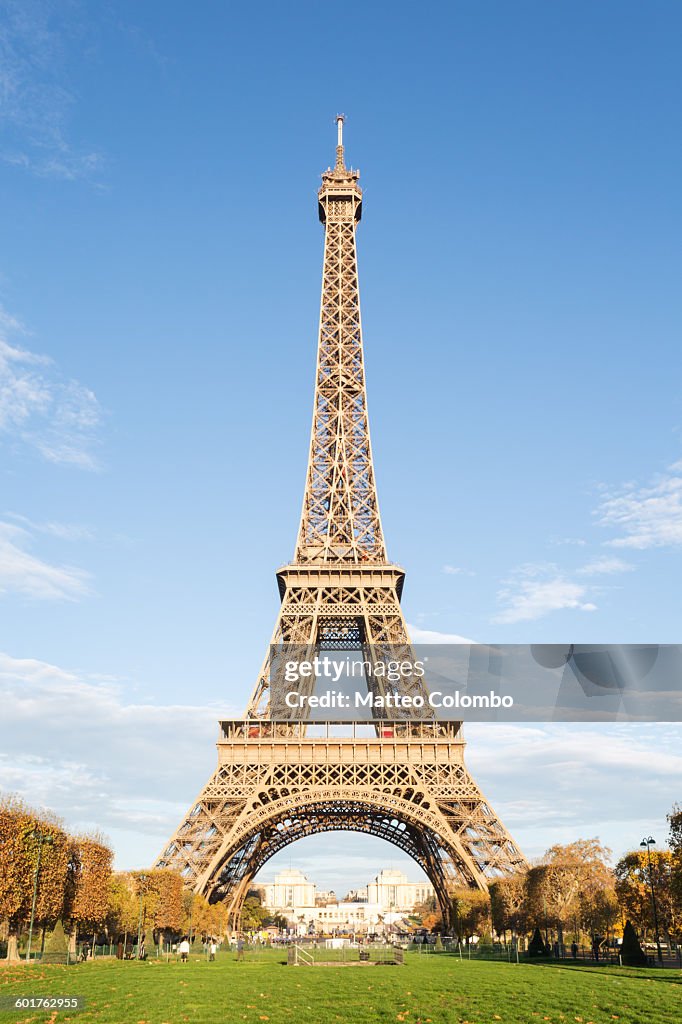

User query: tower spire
[335,113,346,171]
[296,114,380,565]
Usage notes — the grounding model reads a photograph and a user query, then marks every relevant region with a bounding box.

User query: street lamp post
[136,874,148,958]
[26,831,53,962]
[640,837,663,964]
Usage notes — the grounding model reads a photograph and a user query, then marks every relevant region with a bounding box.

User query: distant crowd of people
[172,935,246,962]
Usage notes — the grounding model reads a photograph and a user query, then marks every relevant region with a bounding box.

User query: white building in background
[289,901,385,935]
[344,886,368,902]
[366,869,434,912]
[261,868,316,909]
[259,867,434,932]
[314,890,337,906]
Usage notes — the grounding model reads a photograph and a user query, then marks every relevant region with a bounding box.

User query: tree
[64,835,113,953]
[241,895,267,932]
[144,925,156,955]
[668,804,682,937]
[105,873,138,942]
[421,911,442,933]
[489,873,527,938]
[451,888,489,943]
[669,804,682,853]
[526,840,616,944]
[196,895,213,940]
[0,797,35,960]
[150,870,184,945]
[413,894,437,917]
[615,850,677,943]
[0,796,69,960]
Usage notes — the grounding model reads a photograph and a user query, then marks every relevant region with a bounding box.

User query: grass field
[0,950,680,1024]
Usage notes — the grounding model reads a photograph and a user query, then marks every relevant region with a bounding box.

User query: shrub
[44,920,68,954]
[620,920,647,966]
[528,927,548,957]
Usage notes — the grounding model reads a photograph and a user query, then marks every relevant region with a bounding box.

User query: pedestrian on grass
[236,935,245,962]
[179,937,190,963]
[209,939,217,961]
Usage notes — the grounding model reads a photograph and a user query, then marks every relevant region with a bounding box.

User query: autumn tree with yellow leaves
[615,848,679,944]
[489,872,528,939]
[0,796,70,960]
[63,835,114,952]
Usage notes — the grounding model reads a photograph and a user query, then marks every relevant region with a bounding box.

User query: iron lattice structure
[156,119,526,929]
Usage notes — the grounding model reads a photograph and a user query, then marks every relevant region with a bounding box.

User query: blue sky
[0,0,681,895]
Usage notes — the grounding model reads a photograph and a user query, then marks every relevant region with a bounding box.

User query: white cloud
[465,722,682,860]
[0,311,101,468]
[493,564,597,624]
[0,519,90,599]
[0,651,239,858]
[0,651,77,684]
[0,1,102,181]
[596,461,682,549]
[577,557,634,576]
[408,624,476,644]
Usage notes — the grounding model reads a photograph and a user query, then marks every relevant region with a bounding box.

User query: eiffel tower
[155,118,526,930]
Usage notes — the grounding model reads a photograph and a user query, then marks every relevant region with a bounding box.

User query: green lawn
[0,950,680,1024]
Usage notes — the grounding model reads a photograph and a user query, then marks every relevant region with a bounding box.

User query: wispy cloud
[577,556,634,576]
[0,309,102,468]
[493,563,597,624]
[0,0,102,180]
[493,550,637,624]
[596,461,682,549]
[5,513,94,541]
[408,624,476,644]
[0,519,90,599]
[442,564,475,577]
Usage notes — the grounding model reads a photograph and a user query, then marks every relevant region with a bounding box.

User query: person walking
[236,935,245,962]
[209,939,217,962]
[178,937,190,963]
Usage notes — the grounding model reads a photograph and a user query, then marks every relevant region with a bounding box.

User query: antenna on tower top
[335,113,346,171]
